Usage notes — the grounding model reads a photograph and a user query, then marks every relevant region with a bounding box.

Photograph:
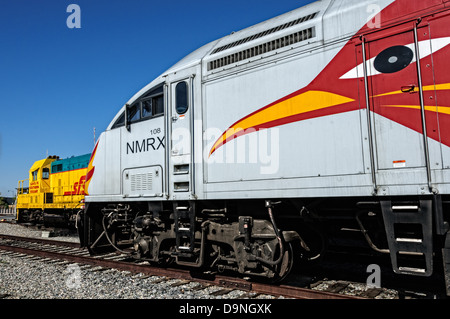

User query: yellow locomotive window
[42,168,50,179]
[32,170,38,181]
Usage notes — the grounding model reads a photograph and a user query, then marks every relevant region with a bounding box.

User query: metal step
[442,232,450,296]
[381,200,433,276]
[173,203,195,253]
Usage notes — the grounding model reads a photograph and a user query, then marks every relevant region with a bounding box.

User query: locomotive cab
[16,156,59,225]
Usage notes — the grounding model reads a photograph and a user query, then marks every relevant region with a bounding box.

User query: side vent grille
[211,12,318,55]
[131,173,153,192]
[208,27,316,71]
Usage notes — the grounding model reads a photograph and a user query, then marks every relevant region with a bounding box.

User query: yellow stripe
[235,91,353,132]
[210,91,354,155]
[372,83,450,98]
[382,104,450,115]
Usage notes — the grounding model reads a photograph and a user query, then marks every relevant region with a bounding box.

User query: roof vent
[208,27,315,71]
[210,12,318,55]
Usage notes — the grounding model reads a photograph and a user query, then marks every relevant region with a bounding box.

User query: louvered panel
[210,12,318,55]
[130,173,153,192]
[122,166,162,197]
[208,27,316,71]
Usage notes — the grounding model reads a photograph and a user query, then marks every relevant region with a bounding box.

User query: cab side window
[142,93,164,119]
[42,168,50,179]
[113,113,125,128]
[176,81,188,115]
[153,94,164,115]
[127,103,140,123]
[112,84,164,129]
[32,170,38,181]
[142,99,153,118]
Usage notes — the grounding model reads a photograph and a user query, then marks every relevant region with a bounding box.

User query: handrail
[360,36,378,196]
[413,20,435,194]
[17,179,29,195]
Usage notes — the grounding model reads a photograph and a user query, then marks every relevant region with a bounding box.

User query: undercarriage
[78,196,450,292]
[79,200,308,281]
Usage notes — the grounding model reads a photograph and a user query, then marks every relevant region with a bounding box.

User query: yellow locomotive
[16,153,91,227]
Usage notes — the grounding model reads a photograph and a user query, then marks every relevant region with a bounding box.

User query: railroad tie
[210,288,233,296]
[150,277,168,284]
[325,282,349,294]
[359,288,384,299]
[190,283,212,291]
[170,280,191,287]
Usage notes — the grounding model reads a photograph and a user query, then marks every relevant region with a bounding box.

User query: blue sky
[0,0,315,197]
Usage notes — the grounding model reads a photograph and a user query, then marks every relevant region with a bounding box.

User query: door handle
[401,85,416,93]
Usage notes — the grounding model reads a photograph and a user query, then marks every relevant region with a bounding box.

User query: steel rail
[0,235,361,300]
[0,234,80,248]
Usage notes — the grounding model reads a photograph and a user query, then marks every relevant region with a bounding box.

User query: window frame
[141,98,153,119]
[112,83,165,130]
[175,81,189,115]
[127,103,141,123]
[42,168,50,180]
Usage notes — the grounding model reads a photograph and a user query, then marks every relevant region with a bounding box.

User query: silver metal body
[86,0,450,204]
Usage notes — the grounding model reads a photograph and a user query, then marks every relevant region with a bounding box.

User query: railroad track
[0,234,365,300]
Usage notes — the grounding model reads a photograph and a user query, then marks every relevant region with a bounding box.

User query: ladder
[380,200,433,276]
[443,232,450,296]
[173,204,195,255]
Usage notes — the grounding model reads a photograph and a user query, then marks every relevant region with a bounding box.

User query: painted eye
[339,37,450,80]
[373,45,414,74]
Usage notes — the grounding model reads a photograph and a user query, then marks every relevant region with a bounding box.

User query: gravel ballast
[0,222,272,299]
[0,222,400,300]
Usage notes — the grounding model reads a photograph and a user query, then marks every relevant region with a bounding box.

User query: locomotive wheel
[272,242,294,282]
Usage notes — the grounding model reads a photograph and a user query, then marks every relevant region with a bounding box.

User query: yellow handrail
[17,179,29,195]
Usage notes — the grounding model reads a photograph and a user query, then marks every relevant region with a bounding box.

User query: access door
[166,67,198,200]
[427,14,450,169]
[359,24,440,189]
[367,30,426,170]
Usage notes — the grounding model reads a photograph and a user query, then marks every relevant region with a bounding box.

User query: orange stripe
[372,83,450,98]
[210,90,354,156]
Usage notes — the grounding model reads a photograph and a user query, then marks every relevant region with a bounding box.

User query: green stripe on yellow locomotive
[16,153,91,227]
